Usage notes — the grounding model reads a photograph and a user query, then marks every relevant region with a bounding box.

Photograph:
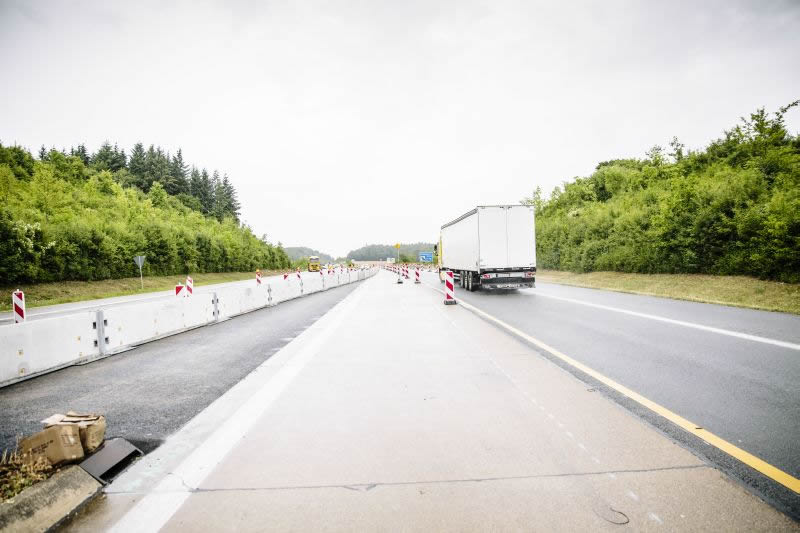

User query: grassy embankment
[537,270,800,315]
[0,270,287,312]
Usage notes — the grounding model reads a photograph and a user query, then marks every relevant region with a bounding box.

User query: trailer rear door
[506,206,536,268]
[478,206,509,269]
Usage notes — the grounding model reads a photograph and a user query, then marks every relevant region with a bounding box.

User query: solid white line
[108,283,365,533]
[532,292,800,351]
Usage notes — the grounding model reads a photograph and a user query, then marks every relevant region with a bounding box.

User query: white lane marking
[626,490,639,501]
[591,456,601,464]
[534,292,800,351]
[557,422,564,428]
[648,512,663,525]
[565,431,574,439]
[547,413,555,420]
[606,472,617,480]
[577,443,586,451]
[109,285,364,533]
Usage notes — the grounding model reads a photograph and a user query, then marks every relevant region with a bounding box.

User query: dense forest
[0,142,290,283]
[284,246,333,263]
[347,243,435,262]
[525,103,800,283]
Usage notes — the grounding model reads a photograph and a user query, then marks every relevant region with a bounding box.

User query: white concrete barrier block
[0,312,98,386]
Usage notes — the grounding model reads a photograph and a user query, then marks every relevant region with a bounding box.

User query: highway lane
[0,271,332,325]
[0,282,359,454]
[421,271,800,506]
[67,271,795,531]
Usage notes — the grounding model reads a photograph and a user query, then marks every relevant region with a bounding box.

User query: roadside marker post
[444,270,457,305]
[186,276,193,296]
[12,290,25,323]
[256,270,262,285]
[415,268,420,284]
[133,255,146,290]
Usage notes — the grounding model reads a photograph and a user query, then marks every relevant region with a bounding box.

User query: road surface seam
[105,464,709,494]
[421,278,800,494]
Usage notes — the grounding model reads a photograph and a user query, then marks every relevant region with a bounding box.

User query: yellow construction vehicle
[308,256,320,272]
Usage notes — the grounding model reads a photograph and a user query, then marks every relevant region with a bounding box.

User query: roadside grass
[0,449,53,502]
[536,270,800,315]
[0,271,288,312]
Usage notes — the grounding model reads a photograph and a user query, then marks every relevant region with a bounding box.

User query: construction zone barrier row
[0,267,378,388]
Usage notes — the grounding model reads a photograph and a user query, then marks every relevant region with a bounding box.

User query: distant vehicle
[437,205,536,291]
[308,256,320,272]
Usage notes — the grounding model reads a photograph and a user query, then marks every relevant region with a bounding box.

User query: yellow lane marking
[424,280,800,493]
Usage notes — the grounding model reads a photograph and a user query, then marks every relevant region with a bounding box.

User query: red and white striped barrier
[186,276,194,296]
[175,283,185,297]
[414,268,420,284]
[444,270,456,305]
[256,271,262,285]
[12,290,25,323]
[283,273,289,280]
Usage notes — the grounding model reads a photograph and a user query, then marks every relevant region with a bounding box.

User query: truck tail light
[482,274,491,279]
[525,272,535,278]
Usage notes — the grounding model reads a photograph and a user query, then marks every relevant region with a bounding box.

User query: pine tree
[221,174,240,221]
[199,169,213,215]
[74,144,89,165]
[128,143,147,190]
[91,141,118,171]
[167,148,188,195]
[113,145,127,171]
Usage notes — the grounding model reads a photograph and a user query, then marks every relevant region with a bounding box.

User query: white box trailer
[437,205,536,291]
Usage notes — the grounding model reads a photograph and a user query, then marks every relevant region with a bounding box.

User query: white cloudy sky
[1,0,798,257]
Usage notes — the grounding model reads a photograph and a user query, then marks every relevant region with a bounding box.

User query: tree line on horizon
[35,142,241,222]
[0,142,290,284]
[525,102,800,283]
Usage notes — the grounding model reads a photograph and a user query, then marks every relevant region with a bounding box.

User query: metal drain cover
[79,438,142,484]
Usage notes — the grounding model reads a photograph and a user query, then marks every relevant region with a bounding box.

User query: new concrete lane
[421,273,800,502]
[74,271,794,531]
[0,282,359,454]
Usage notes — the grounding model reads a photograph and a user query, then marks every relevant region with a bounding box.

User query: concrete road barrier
[0,268,378,388]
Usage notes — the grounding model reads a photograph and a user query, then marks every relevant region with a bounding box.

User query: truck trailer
[436,205,536,291]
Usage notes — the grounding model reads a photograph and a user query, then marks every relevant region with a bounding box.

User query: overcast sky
[2,1,798,257]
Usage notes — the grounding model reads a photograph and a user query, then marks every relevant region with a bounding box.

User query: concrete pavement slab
[79,271,796,531]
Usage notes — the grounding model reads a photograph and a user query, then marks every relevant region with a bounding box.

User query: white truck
[436,205,536,291]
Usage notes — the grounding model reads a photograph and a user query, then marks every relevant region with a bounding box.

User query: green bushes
[0,147,290,284]
[527,103,800,282]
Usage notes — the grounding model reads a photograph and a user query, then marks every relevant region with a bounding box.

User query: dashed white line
[626,490,639,501]
[534,292,800,351]
[648,512,663,525]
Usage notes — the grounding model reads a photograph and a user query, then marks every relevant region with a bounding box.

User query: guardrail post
[93,310,108,355]
[267,284,273,306]
[213,292,220,321]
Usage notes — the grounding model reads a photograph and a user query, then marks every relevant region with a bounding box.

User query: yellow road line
[424,279,800,493]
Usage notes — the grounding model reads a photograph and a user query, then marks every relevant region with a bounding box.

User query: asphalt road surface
[0,282,359,454]
[421,271,800,514]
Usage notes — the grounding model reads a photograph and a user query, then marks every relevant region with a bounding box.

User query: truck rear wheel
[467,273,473,291]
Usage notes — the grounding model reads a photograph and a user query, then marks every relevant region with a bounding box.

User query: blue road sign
[419,252,433,263]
